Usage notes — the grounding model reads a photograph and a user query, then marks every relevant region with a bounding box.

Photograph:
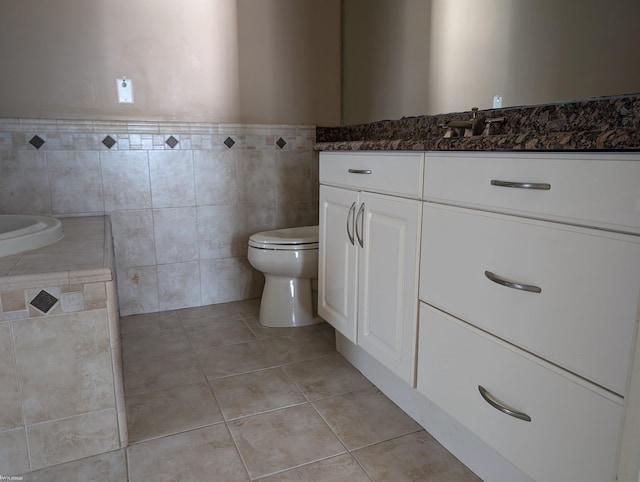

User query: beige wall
[429,0,640,114]
[342,0,431,125]
[0,0,341,125]
[343,0,640,124]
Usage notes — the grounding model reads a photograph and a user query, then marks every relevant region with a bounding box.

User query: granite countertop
[0,216,113,291]
[315,94,640,152]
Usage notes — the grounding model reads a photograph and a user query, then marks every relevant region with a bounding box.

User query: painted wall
[429,0,640,114]
[342,0,431,125]
[343,0,640,124]
[0,0,341,125]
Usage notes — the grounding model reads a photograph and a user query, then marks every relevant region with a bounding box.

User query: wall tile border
[0,118,316,152]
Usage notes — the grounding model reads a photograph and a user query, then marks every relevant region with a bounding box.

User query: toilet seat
[248,225,319,250]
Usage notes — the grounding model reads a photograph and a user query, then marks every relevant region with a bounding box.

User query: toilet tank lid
[249,225,318,245]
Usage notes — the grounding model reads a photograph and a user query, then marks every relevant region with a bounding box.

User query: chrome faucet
[441,107,505,138]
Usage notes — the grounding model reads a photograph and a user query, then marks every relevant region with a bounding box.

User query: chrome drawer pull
[348,169,372,174]
[484,270,542,294]
[346,202,356,246]
[355,203,365,248]
[478,385,532,422]
[490,179,551,190]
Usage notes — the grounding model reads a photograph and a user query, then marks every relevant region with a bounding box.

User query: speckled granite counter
[316,94,640,151]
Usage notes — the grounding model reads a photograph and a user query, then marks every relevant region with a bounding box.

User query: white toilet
[247,225,319,327]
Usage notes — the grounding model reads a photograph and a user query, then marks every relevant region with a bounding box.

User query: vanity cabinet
[417,152,640,482]
[318,152,423,384]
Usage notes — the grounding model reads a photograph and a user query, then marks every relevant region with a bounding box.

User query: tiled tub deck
[0,216,127,475]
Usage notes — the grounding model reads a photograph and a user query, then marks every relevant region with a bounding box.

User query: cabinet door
[318,185,358,343]
[357,192,421,384]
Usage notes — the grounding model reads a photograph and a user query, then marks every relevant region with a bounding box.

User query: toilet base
[259,275,320,327]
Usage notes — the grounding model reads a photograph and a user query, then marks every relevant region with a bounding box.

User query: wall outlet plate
[493,95,503,109]
[116,78,134,103]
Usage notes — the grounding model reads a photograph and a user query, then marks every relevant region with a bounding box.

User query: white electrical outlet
[116,78,134,103]
[492,95,503,109]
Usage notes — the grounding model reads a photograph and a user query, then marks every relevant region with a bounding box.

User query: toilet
[247,225,319,327]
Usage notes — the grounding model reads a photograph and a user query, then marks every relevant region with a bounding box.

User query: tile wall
[0,279,126,474]
[0,119,319,315]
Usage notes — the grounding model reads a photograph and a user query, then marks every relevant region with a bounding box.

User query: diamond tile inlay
[165,135,179,148]
[29,135,45,149]
[102,135,116,149]
[224,136,235,148]
[30,290,59,314]
[276,137,287,149]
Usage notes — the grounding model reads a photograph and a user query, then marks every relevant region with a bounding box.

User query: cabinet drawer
[419,203,640,395]
[423,152,640,234]
[320,151,424,199]
[417,303,623,482]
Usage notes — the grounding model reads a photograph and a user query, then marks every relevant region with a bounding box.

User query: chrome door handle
[490,179,551,190]
[484,270,542,294]
[478,385,531,422]
[348,169,372,174]
[346,202,356,246]
[355,203,365,248]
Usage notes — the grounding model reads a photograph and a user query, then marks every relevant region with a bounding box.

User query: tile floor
[23,298,480,481]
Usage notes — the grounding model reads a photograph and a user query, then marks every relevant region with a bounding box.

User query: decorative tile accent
[30,290,59,314]
[29,135,45,149]
[224,136,235,149]
[276,137,287,149]
[102,135,116,149]
[165,136,179,149]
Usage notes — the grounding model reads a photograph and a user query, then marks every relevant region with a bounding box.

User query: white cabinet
[422,152,640,234]
[420,203,640,395]
[418,152,640,482]
[418,303,624,482]
[319,152,423,383]
[318,185,358,343]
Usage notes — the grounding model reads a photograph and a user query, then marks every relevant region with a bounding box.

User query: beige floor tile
[231,297,261,318]
[209,367,306,420]
[228,403,346,479]
[259,331,336,365]
[121,329,192,363]
[257,453,371,482]
[126,382,222,443]
[127,425,248,482]
[119,310,182,336]
[313,387,421,450]
[244,317,321,340]
[123,351,206,396]
[184,318,257,350]
[197,339,277,379]
[283,353,373,400]
[177,302,240,323]
[353,431,481,481]
[112,303,481,481]
[24,449,127,482]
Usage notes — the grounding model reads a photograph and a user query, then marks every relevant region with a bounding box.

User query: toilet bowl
[247,225,319,327]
